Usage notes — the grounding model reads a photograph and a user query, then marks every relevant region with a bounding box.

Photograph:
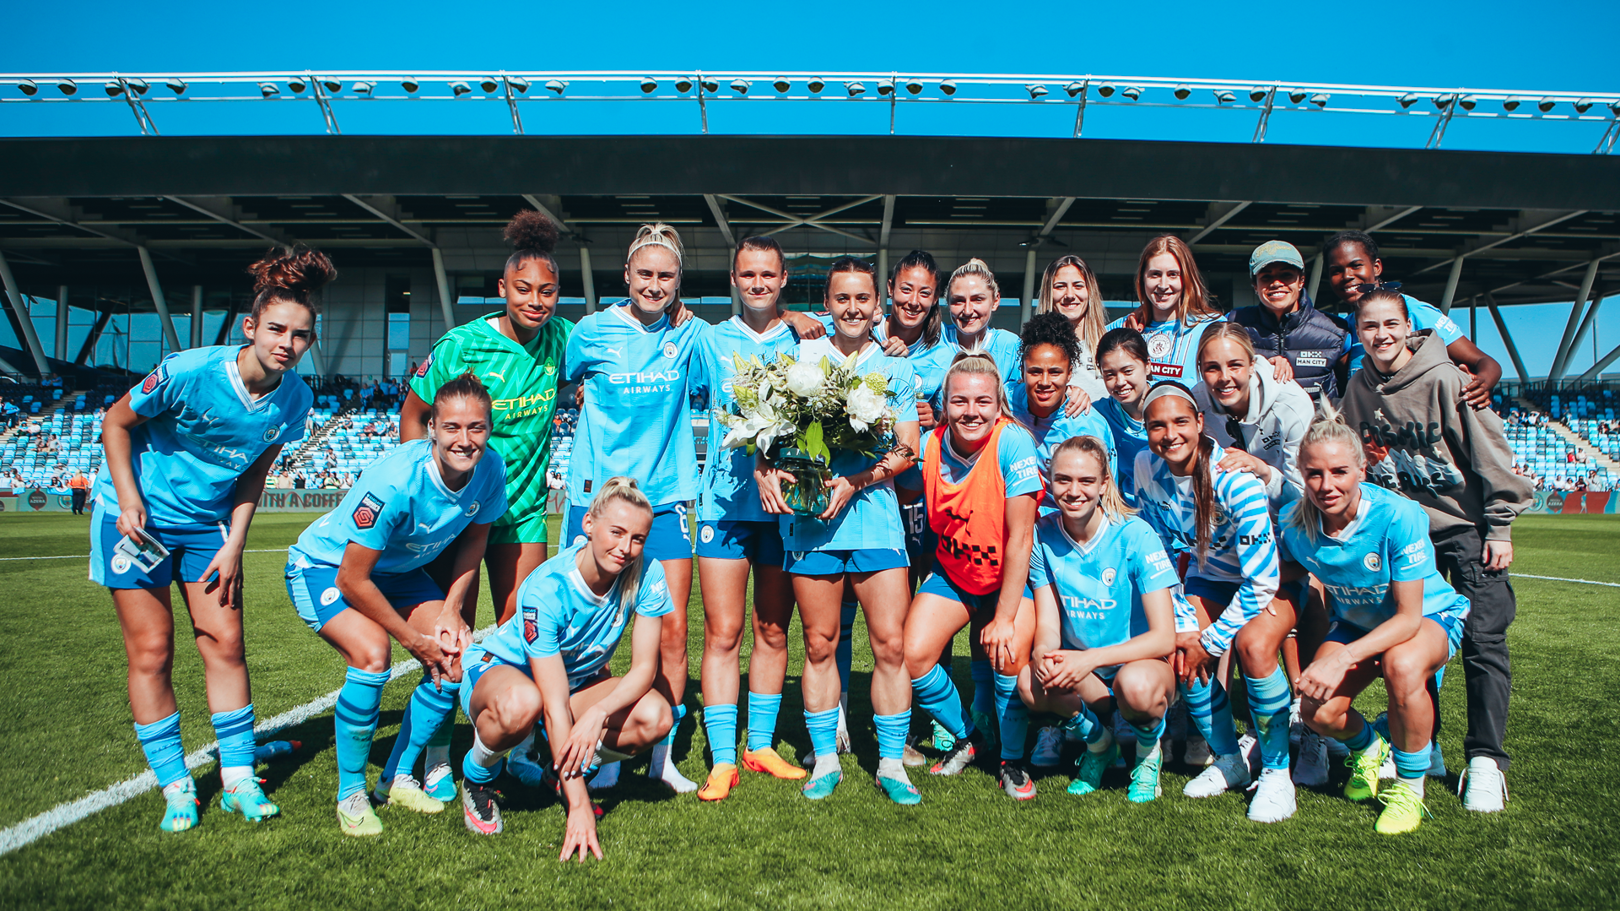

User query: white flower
[785,360,826,398]
[846,384,887,433]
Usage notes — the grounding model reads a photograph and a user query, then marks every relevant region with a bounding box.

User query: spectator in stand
[1575,475,1588,492]
[46,434,61,455]
[1,397,17,428]
[275,472,294,490]
[294,472,307,490]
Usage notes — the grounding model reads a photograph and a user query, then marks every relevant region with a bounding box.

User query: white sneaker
[1247,768,1297,823]
[1459,757,1508,812]
[1030,727,1063,768]
[1183,752,1252,798]
[588,760,621,790]
[1237,733,1261,777]
[647,743,698,794]
[835,701,852,755]
[1292,729,1329,788]
[1427,742,1448,779]
[1289,697,1304,747]
[1184,734,1213,767]
[1379,752,1397,780]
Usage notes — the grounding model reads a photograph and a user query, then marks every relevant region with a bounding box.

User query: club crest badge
[1363,552,1382,572]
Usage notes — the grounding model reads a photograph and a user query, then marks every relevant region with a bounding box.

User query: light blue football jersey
[288,439,508,575]
[1345,294,1465,375]
[1094,398,1149,507]
[1105,313,1225,388]
[1133,444,1280,656]
[93,345,313,526]
[1006,382,1117,485]
[478,541,674,689]
[1277,483,1470,633]
[780,339,919,553]
[692,316,801,523]
[1030,512,1180,651]
[565,303,708,508]
[941,324,1022,385]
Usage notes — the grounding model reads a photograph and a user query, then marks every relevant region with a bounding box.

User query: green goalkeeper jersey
[410,312,574,543]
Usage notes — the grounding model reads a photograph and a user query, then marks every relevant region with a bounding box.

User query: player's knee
[633,692,673,746]
[353,645,391,675]
[126,633,174,678]
[867,627,905,669]
[1304,697,1342,733]
[494,684,542,735]
[753,621,789,654]
[1234,632,1274,675]
[1116,677,1165,719]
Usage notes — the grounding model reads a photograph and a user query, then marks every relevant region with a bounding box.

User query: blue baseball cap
[1249,240,1305,276]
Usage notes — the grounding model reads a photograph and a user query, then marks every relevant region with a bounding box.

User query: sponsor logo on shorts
[320,587,341,606]
[700,524,715,544]
[1363,552,1382,572]
[352,492,383,530]
[1101,568,1116,586]
[111,554,132,574]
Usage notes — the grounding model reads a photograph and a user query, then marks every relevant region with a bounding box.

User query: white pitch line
[1515,573,1620,588]
[0,625,495,857]
[0,548,286,563]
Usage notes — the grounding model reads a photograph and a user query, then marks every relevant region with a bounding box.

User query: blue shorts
[1184,576,1307,611]
[695,519,785,565]
[1326,608,1467,664]
[916,559,1034,614]
[460,648,609,718]
[89,503,230,590]
[565,501,691,562]
[784,547,908,576]
[285,562,445,633]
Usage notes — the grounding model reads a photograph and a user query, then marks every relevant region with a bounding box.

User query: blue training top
[565,303,708,508]
[477,540,674,689]
[692,315,800,523]
[1030,511,1181,651]
[1094,397,1149,507]
[288,438,508,575]
[1006,381,1117,486]
[1277,482,1470,633]
[94,345,313,526]
[1105,312,1225,389]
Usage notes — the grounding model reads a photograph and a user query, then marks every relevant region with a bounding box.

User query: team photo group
[93,205,1528,860]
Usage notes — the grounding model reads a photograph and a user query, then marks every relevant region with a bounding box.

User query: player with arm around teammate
[454,478,673,855]
[1282,408,1470,834]
[1020,435,1179,802]
[285,375,507,836]
[94,247,329,832]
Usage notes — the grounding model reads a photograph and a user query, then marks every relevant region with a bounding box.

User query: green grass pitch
[0,512,1616,910]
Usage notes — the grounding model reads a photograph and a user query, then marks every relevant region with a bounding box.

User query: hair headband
[1142,382,1197,413]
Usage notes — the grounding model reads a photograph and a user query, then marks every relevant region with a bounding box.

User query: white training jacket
[1193,356,1315,511]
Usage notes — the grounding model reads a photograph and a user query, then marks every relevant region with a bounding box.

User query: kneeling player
[454,478,672,857]
[1282,409,1469,835]
[1019,435,1178,802]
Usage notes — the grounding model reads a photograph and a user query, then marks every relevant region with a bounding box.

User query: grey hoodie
[1341,330,1531,542]
[1195,356,1314,510]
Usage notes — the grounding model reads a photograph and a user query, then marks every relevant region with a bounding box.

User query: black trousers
[1430,523,1515,771]
[70,488,86,514]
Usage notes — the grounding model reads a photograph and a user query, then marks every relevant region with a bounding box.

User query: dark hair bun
[504,209,560,254]
[248,247,337,297]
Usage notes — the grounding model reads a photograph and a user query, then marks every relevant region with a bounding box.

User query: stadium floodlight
[476,77,496,93]
[1097,82,1116,97]
[775,77,792,93]
[675,77,694,93]
[1398,92,1421,109]
[450,81,472,97]
[287,76,307,93]
[127,78,149,95]
[938,79,956,96]
[18,79,37,96]
[877,79,895,96]
[1610,100,1620,116]
[1502,95,1521,111]
[807,77,825,93]
[400,77,419,93]
[164,78,186,95]
[1067,82,1087,97]
[56,79,77,96]
[731,79,751,94]
[545,79,568,94]
[104,81,124,97]
[1213,89,1236,103]
[507,76,529,93]
[1249,86,1268,102]
[352,81,375,95]
[1459,94,1476,110]
[1538,96,1556,112]
[1027,84,1048,99]
[846,81,866,96]
[259,82,280,98]
[1433,93,1456,109]
[1173,84,1190,99]
[322,78,343,92]
[1574,98,1594,114]
[1309,93,1330,107]
[1121,85,1142,100]
[905,78,923,95]
[700,78,719,93]
[1287,89,1307,103]
[640,77,658,93]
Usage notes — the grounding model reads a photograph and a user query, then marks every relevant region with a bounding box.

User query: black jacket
[1230,294,1350,402]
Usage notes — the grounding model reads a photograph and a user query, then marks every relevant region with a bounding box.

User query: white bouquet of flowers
[719,352,901,514]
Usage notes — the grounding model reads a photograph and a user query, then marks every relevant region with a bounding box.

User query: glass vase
[775,447,831,517]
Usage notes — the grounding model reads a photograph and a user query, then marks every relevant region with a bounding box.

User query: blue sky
[2,0,1618,378]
